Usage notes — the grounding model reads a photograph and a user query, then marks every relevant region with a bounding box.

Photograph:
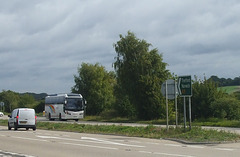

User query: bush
[99,109,118,119]
[210,97,240,120]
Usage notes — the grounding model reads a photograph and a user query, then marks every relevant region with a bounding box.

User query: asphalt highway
[1,125,240,157]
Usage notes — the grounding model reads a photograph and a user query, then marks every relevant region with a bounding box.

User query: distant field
[219,86,240,94]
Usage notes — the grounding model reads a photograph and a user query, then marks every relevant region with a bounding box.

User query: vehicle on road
[8,108,37,131]
[0,112,4,117]
[44,93,86,121]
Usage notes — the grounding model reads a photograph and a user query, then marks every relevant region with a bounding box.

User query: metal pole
[189,97,192,130]
[183,97,186,130]
[166,81,169,131]
[175,79,178,127]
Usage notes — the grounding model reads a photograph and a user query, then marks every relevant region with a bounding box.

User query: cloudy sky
[1,0,240,94]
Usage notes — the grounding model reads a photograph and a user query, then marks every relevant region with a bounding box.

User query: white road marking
[12,136,49,142]
[61,142,118,150]
[145,142,160,145]
[153,152,196,157]
[165,144,204,149]
[128,140,141,143]
[0,150,36,157]
[215,148,234,151]
[37,135,144,148]
[139,151,152,154]
[139,151,196,157]
[186,145,205,149]
[165,144,182,147]
[81,137,145,148]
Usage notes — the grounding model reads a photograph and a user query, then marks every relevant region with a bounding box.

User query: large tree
[191,76,225,119]
[113,31,170,120]
[0,90,20,112]
[72,63,116,115]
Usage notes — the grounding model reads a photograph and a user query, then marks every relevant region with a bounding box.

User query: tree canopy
[209,75,240,86]
[72,63,116,115]
[0,90,41,112]
[113,31,170,120]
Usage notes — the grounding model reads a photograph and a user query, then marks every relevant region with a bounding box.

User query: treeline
[72,31,170,120]
[72,31,240,121]
[1,31,240,121]
[209,76,240,86]
[0,90,45,113]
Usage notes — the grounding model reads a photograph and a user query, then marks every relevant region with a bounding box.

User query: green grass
[219,86,240,94]
[81,116,169,125]
[192,118,240,128]
[0,119,239,143]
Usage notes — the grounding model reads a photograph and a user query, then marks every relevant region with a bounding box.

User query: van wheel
[8,123,11,130]
[33,127,36,131]
[26,128,29,130]
[14,123,18,131]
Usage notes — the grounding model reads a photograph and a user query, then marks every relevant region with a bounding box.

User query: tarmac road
[1,125,240,157]
[1,115,240,135]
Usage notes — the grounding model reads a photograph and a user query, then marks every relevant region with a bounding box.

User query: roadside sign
[178,75,192,97]
[161,79,179,130]
[161,79,178,99]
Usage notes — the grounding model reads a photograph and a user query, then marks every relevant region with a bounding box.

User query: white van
[8,108,37,131]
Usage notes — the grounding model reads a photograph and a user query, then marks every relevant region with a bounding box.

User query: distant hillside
[20,92,47,100]
[219,86,240,94]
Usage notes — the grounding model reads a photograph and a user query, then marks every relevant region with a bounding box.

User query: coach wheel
[49,113,54,121]
[59,113,62,121]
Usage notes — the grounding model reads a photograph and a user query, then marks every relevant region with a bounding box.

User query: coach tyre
[59,113,62,121]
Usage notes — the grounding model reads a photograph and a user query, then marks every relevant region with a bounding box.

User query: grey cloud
[1,0,240,93]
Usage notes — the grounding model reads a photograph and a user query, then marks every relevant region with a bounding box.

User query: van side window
[10,111,14,118]
[11,109,17,118]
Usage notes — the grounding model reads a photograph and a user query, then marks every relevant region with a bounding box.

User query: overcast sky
[1,0,240,94]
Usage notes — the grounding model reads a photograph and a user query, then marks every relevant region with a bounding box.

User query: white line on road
[61,142,118,150]
[165,144,182,147]
[165,144,205,149]
[215,148,234,151]
[11,136,49,142]
[37,135,145,148]
[139,151,196,157]
[81,137,145,148]
[186,145,205,149]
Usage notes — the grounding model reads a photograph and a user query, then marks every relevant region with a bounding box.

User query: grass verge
[0,119,239,143]
[192,118,240,128]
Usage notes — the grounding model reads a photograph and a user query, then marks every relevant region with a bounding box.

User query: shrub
[210,97,240,120]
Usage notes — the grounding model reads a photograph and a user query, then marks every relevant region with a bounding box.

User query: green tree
[114,83,136,118]
[210,97,240,120]
[34,100,45,113]
[192,76,225,119]
[113,31,169,120]
[19,94,36,108]
[0,90,20,112]
[72,63,116,115]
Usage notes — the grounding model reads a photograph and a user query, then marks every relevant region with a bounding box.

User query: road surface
[0,126,240,157]
[2,115,240,135]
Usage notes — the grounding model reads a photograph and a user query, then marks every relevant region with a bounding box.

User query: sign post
[174,79,178,127]
[189,97,192,129]
[178,76,192,130]
[161,79,178,130]
[0,102,4,112]
[166,81,168,131]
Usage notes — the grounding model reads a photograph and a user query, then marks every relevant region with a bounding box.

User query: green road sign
[178,75,192,97]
